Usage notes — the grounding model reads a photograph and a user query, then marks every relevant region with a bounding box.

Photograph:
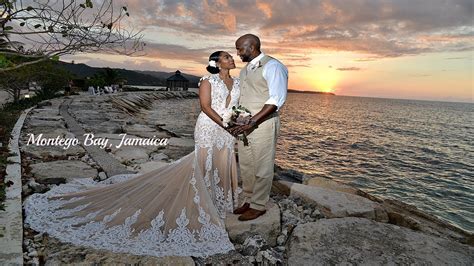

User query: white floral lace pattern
[195,74,240,150]
[24,155,235,257]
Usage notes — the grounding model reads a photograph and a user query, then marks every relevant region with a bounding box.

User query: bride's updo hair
[206,51,223,74]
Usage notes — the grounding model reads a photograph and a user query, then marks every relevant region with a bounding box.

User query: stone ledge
[0,107,33,265]
[288,217,474,265]
[273,180,388,222]
[225,200,281,246]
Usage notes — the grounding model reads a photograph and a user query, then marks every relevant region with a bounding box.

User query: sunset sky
[66,0,473,102]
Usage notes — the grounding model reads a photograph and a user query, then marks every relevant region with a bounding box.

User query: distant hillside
[137,70,201,86]
[55,61,200,87]
[288,89,335,95]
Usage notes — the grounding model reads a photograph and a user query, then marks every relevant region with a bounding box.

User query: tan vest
[239,55,274,115]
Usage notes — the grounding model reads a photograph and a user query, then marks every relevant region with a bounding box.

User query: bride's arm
[199,79,226,128]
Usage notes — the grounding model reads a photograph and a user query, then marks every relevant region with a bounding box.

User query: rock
[81,154,90,162]
[281,209,301,227]
[275,181,388,222]
[311,209,322,218]
[277,235,286,246]
[22,128,70,139]
[80,253,194,265]
[29,108,59,117]
[98,171,107,181]
[241,235,267,256]
[255,251,263,263]
[33,233,44,242]
[168,137,194,147]
[260,248,284,265]
[151,152,169,161]
[288,217,474,265]
[26,118,65,129]
[276,168,310,182]
[225,200,281,246]
[304,176,362,195]
[29,115,63,121]
[123,124,169,138]
[83,121,122,134]
[21,143,86,159]
[30,160,98,184]
[27,251,38,257]
[23,239,32,247]
[31,258,40,265]
[28,180,48,193]
[23,184,32,195]
[113,147,149,164]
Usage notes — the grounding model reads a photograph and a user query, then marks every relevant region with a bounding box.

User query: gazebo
[166,70,189,91]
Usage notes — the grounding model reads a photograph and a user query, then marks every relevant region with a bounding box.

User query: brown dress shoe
[238,208,266,221]
[233,203,250,215]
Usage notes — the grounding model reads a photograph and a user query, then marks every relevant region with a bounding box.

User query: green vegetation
[0,61,68,209]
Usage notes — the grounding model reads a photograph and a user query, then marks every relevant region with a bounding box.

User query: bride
[24,51,242,257]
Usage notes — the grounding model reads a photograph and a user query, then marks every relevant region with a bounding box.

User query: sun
[302,67,340,93]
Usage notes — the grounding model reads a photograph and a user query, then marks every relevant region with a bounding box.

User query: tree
[101,67,121,85]
[0,60,72,102]
[0,0,144,71]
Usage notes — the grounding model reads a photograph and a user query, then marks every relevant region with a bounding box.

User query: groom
[229,34,288,221]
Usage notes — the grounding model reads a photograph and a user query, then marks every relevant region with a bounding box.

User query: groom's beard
[240,54,251,62]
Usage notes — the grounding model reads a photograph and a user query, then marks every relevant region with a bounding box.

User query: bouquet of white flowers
[223,105,251,146]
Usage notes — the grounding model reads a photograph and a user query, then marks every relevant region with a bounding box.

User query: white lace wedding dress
[24,74,241,257]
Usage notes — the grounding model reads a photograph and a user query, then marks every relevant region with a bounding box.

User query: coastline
[1,91,472,264]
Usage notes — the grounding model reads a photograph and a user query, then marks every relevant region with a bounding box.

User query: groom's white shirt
[246,52,288,111]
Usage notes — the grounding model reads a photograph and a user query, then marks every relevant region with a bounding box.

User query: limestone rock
[98,171,107,181]
[288,217,474,265]
[168,137,194,147]
[27,180,48,193]
[303,176,361,195]
[113,147,149,164]
[20,142,86,159]
[276,181,388,222]
[241,235,267,256]
[225,200,281,246]
[123,124,169,138]
[151,152,169,161]
[26,118,66,129]
[83,121,122,134]
[30,160,98,184]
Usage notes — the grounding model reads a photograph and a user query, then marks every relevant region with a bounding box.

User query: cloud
[63,54,177,72]
[336,67,362,71]
[122,0,473,58]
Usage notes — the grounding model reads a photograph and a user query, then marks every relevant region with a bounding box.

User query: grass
[0,91,63,210]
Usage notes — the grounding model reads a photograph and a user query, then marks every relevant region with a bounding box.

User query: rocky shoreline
[7,91,473,264]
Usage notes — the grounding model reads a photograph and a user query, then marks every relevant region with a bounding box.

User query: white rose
[222,110,233,124]
[240,112,251,117]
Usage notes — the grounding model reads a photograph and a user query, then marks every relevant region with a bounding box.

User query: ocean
[276,93,473,233]
[148,91,473,233]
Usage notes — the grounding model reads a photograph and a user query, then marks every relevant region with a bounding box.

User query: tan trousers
[238,116,280,211]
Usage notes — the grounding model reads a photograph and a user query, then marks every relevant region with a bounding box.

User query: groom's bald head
[236,34,261,51]
[235,34,261,62]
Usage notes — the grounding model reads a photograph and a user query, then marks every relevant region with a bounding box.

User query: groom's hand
[229,124,254,136]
